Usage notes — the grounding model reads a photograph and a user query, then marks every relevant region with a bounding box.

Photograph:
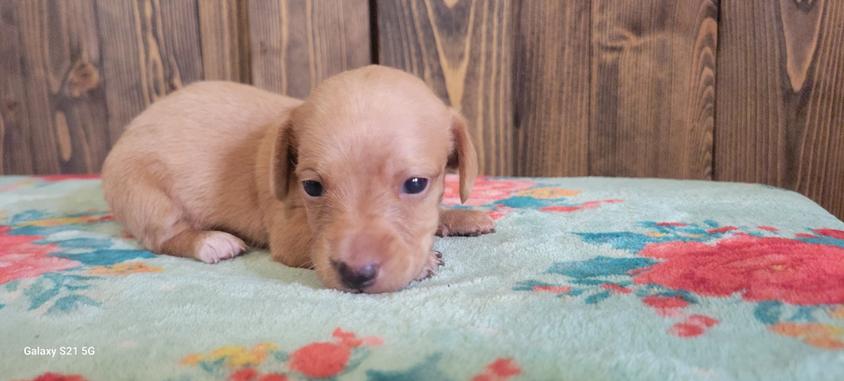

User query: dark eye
[402,177,428,194]
[302,180,324,197]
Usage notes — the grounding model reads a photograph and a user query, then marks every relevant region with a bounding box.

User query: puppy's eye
[302,180,324,197]
[402,177,428,194]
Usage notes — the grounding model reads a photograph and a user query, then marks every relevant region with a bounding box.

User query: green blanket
[2,175,843,381]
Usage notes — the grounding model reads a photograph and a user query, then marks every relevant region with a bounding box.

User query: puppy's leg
[268,208,314,268]
[161,229,246,264]
[107,177,247,263]
[436,209,495,237]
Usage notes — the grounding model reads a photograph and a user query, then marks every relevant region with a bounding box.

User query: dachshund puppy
[102,65,494,293]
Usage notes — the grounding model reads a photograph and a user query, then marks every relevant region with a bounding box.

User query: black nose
[332,261,379,290]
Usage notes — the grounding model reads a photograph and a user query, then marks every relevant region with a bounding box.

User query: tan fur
[102,65,494,293]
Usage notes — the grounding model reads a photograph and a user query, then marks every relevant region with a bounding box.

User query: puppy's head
[271,65,477,293]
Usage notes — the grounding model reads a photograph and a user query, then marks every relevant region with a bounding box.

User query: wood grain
[0,0,32,174]
[248,0,371,98]
[716,0,844,218]
[96,0,204,147]
[590,0,717,179]
[1,0,842,219]
[377,0,514,176]
[14,0,111,174]
[199,0,247,82]
[513,1,590,177]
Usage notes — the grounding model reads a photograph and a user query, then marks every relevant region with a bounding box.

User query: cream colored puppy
[102,65,494,293]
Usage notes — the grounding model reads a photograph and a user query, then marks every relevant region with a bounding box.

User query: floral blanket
[2,175,844,381]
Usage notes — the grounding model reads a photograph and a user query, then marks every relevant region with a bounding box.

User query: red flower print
[472,358,521,381]
[229,368,287,381]
[758,226,779,232]
[634,235,844,305]
[706,226,737,234]
[687,314,719,327]
[230,368,258,381]
[642,295,688,317]
[259,374,288,381]
[489,206,514,221]
[289,342,350,378]
[669,323,704,337]
[669,315,719,338]
[643,295,689,309]
[286,328,380,378]
[333,328,363,348]
[540,199,622,213]
[601,283,631,294]
[26,373,87,381]
[0,227,79,284]
[814,229,844,240]
[488,358,521,378]
[670,322,704,337]
[442,175,534,206]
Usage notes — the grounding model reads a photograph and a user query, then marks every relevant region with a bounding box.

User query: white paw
[194,231,247,264]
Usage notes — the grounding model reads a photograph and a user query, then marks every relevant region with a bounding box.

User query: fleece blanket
[1,175,843,381]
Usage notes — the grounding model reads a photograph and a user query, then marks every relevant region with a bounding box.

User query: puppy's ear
[447,110,478,203]
[270,118,297,200]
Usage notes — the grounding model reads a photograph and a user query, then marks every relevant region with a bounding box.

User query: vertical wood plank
[198,0,245,82]
[377,0,514,176]
[590,0,717,179]
[248,0,371,98]
[716,0,844,219]
[0,0,33,174]
[95,0,204,145]
[513,1,590,176]
[14,0,111,174]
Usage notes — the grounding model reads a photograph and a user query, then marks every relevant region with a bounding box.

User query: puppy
[102,65,494,293]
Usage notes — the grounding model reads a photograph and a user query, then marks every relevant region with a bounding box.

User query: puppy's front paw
[437,209,496,237]
[415,250,444,281]
[194,231,247,264]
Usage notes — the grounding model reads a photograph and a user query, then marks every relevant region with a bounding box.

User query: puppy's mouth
[338,281,380,294]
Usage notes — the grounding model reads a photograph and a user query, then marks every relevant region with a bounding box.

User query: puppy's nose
[332,260,379,290]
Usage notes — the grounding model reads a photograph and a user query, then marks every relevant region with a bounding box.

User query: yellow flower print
[181,343,278,368]
[829,305,844,320]
[770,323,844,350]
[88,262,163,275]
[181,353,202,366]
[517,187,581,199]
[19,213,111,227]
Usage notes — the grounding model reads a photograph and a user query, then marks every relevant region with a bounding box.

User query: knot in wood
[2,99,18,114]
[66,61,100,97]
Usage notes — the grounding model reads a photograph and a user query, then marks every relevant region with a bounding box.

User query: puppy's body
[102,66,493,292]
[103,82,297,260]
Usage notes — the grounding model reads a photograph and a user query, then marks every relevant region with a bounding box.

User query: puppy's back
[102,81,301,249]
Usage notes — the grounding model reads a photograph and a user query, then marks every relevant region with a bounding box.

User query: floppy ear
[270,118,297,200]
[447,110,479,203]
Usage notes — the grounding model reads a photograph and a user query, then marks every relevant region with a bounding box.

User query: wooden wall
[1,0,842,219]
